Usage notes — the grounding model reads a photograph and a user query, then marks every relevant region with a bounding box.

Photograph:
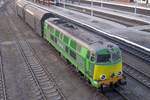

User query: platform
[74,0,150,16]
[61,2,150,24]
[85,0,150,9]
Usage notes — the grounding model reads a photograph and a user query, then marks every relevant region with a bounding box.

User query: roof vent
[107,44,113,48]
[54,19,67,24]
[64,23,77,29]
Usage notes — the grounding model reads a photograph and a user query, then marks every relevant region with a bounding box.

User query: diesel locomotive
[16,0,126,89]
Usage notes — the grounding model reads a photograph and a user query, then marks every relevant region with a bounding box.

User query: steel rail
[0,0,12,99]
[0,47,7,100]
[113,88,130,100]
[14,24,66,100]
[15,29,65,100]
[16,40,47,100]
[123,63,150,89]
[6,9,65,100]
[25,37,67,100]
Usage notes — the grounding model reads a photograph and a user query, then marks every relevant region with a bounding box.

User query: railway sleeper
[35,72,46,77]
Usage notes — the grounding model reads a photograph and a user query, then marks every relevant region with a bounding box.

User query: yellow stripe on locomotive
[93,62,122,81]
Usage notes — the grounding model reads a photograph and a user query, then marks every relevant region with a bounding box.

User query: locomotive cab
[90,44,126,88]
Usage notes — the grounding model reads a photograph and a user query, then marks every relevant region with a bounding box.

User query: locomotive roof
[24,4,49,19]
[16,0,28,7]
[46,18,118,52]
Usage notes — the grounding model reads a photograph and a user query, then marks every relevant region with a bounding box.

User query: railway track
[123,63,150,89]
[104,32,148,67]
[5,7,66,99]
[120,44,150,64]
[92,90,128,100]
[103,89,130,100]
[13,24,66,99]
[0,0,8,98]
[0,47,7,100]
[16,39,65,100]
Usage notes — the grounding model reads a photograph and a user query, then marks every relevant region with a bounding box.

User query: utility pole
[100,0,103,8]
[91,0,93,16]
[134,0,137,14]
[64,0,66,8]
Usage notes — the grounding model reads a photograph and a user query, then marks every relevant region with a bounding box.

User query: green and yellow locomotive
[43,18,125,88]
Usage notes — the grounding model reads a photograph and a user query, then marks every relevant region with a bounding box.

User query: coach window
[77,44,81,53]
[44,23,48,31]
[70,40,76,50]
[63,35,69,44]
[60,33,63,40]
[54,37,57,43]
[48,25,51,33]
[65,46,68,53]
[55,30,60,38]
[48,25,53,33]
[50,34,54,41]
[70,49,76,59]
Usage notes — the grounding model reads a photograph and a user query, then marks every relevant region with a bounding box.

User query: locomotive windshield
[96,50,121,64]
[96,54,111,63]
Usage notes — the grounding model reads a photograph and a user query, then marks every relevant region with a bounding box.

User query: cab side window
[50,34,54,41]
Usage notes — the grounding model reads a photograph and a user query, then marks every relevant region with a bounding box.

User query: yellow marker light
[100,74,106,80]
[118,71,122,76]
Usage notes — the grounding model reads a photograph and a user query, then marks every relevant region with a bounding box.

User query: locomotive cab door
[85,51,95,78]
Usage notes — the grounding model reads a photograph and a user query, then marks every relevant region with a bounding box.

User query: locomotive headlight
[100,74,106,80]
[118,71,122,76]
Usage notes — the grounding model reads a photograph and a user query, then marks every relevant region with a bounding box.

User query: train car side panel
[43,22,92,78]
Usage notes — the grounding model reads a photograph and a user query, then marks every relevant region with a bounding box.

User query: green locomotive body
[43,18,125,88]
